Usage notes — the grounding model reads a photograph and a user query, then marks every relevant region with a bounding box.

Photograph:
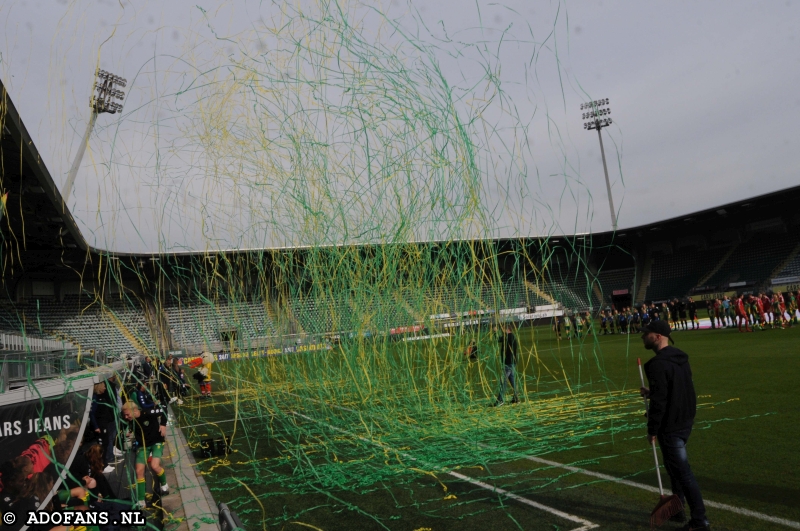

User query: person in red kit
[734,294,751,332]
[761,294,773,329]
[713,299,723,328]
[774,293,787,329]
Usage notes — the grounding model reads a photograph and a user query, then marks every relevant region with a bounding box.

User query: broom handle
[638,358,665,496]
[637,358,649,412]
[651,439,665,495]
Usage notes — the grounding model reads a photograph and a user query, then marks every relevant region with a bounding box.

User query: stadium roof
[1,80,89,275]
[2,77,800,279]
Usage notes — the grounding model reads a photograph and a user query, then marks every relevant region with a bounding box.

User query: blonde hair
[122,401,140,412]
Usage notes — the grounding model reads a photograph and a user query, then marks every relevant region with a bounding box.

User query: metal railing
[0,348,118,392]
[0,333,74,352]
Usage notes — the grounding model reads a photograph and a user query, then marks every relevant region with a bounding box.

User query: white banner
[520,309,563,320]
[442,319,481,328]
[498,307,527,316]
[403,333,450,342]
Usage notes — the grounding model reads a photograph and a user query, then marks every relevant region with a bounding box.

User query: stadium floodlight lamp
[91,68,127,115]
[580,97,617,231]
[63,67,128,204]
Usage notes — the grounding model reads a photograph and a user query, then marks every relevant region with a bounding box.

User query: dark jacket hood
[654,345,689,366]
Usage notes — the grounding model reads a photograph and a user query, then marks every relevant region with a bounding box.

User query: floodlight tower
[581,98,617,231]
[63,69,127,203]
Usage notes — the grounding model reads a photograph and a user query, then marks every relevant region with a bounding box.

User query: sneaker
[159,483,169,495]
[177,399,184,405]
[680,521,711,531]
[113,447,124,457]
[137,499,146,509]
[510,397,520,404]
[491,400,505,407]
[169,396,178,403]
[103,465,115,474]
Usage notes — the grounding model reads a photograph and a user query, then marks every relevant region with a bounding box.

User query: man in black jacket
[639,320,709,531]
[493,325,520,406]
[90,381,121,473]
[687,298,698,329]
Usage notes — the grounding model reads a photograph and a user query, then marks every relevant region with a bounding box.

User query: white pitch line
[445,471,597,531]
[291,411,598,531]
[472,442,800,530]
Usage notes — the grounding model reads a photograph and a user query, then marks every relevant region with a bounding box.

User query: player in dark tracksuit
[687,298,698,329]
[677,299,688,331]
[639,320,709,531]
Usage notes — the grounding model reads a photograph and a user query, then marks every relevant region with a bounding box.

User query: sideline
[167,406,220,531]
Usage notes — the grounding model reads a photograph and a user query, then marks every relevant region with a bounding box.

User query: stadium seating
[540,265,594,311]
[594,268,635,305]
[13,295,150,354]
[165,297,279,347]
[646,246,733,301]
[0,302,34,336]
[481,281,546,310]
[21,236,800,355]
[704,232,800,289]
[774,253,800,279]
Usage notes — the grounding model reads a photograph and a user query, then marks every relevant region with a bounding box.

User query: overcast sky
[1,0,798,253]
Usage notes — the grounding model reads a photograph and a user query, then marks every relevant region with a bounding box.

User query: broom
[638,357,684,528]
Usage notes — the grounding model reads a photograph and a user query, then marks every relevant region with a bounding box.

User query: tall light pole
[581,98,617,231]
[63,69,126,204]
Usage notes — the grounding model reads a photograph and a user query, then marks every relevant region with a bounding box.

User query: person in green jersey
[584,311,595,336]
[788,291,798,326]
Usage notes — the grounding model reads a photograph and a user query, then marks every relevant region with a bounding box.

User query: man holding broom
[639,320,710,531]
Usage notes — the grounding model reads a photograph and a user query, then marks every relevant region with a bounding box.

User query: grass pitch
[172,323,800,530]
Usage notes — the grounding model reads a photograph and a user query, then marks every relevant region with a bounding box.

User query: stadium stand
[540,264,594,311]
[773,252,800,279]
[645,246,733,301]
[164,296,279,348]
[6,295,151,354]
[703,232,800,290]
[289,297,328,335]
[481,281,542,310]
[594,267,635,305]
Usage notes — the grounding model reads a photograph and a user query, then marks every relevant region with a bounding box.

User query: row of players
[554,291,800,338]
[706,291,800,331]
